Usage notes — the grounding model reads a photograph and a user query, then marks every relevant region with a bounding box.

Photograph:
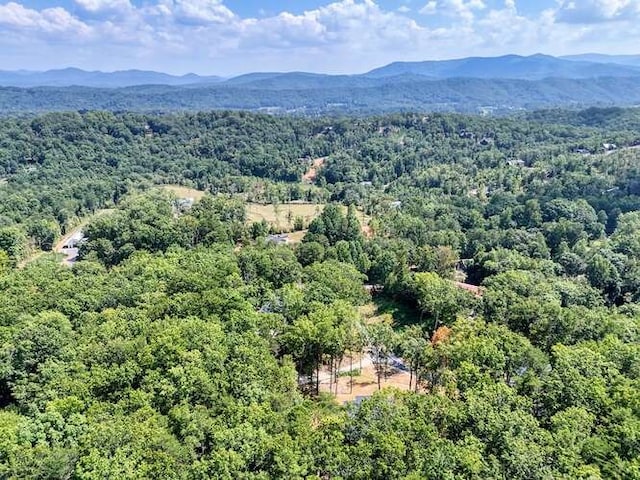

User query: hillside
[562,53,640,67]
[1,108,640,478]
[2,75,640,115]
[365,54,640,79]
[0,68,223,88]
[2,54,640,114]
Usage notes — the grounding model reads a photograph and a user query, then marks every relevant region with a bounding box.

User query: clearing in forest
[318,301,417,403]
[160,185,207,201]
[19,209,115,268]
[246,202,324,229]
[246,202,372,240]
[301,157,326,183]
[318,352,414,404]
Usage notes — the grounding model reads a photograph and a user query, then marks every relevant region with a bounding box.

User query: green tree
[413,272,473,333]
[367,320,397,390]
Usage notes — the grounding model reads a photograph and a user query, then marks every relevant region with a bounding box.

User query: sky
[0,0,639,75]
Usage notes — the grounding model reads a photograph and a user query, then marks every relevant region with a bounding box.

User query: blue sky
[2,1,639,75]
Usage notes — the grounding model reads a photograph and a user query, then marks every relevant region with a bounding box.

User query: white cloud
[0,0,639,75]
[0,2,90,35]
[159,0,236,25]
[420,1,438,14]
[555,0,640,23]
[236,0,422,52]
[420,0,486,22]
[75,0,132,13]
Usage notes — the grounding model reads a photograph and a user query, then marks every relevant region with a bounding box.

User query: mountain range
[2,54,640,88]
[0,68,223,88]
[1,54,640,114]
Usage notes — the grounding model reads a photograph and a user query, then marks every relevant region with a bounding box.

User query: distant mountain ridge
[2,54,640,115]
[364,54,640,80]
[0,68,223,88]
[561,54,640,68]
[3,76,640,115]
[2,54,640,88]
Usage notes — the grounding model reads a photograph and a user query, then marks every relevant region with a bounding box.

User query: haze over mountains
[1,54,640,114]
[2,54,640,88]
[0,68,223,88]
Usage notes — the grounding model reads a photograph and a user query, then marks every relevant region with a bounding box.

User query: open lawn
[246,202,371,234]
[156,188,371,241]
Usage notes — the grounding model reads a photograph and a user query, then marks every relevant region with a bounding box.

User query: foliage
[0,107,640,477]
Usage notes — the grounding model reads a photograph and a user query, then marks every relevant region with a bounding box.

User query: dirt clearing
[319,353,414,404]
[302,157,326,183]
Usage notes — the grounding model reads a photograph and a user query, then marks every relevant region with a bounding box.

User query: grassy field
[157,187,370,240]
[246,202,325,230]
[160,185,207,201]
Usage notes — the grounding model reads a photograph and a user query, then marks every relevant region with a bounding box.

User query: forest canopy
[0,107,640,478]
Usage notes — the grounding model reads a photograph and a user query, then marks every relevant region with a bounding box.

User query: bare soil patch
[302,157,327,183]
[319,353,414,404]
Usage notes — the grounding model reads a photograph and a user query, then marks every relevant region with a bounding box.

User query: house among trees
[62,231,86,249]
[266,233,290,245]
[175,197,194,210]
[507,159,525,167]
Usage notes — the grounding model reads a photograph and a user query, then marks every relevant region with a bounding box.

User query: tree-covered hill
[1,108,640,478]
[2,75,640,115]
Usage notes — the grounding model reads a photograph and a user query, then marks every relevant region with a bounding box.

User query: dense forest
[3,75,640,114]
[1,108,640,478]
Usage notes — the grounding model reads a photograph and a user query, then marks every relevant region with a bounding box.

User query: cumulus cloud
[420,1,438,14]
[158,0,236,25]
[237,0,422,52]
[555,0,640,23]
[75,0,132,13]
[0,2,90,35]
[0,0,639,74]
[420,0,486,23]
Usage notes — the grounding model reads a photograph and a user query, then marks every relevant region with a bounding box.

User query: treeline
[3,76,640,114]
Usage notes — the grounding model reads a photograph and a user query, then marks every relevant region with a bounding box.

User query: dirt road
[54,209,114,266]
[18,209,114,269]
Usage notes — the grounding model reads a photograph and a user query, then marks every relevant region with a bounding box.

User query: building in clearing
[62,231,86,249]
[266,234,289,245]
